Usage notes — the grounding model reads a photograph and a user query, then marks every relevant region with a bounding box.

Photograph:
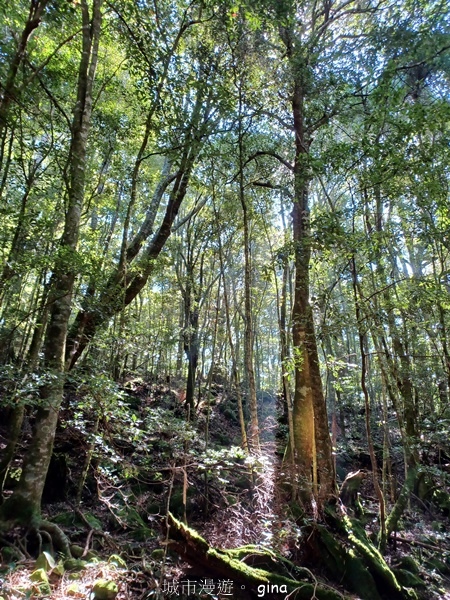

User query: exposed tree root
[39,519,72,556]
[342,518,405,599]
[0,503,72,559]
[315,511,415,600]
[164,512,346,600]
[310,523,382,600]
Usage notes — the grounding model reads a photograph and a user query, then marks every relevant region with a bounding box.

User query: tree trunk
[288,66,335,507]
[351,256,386,545]
[214,197,249,452]
[235,80,260,451]
[183,268,200,417]
[240,173,260,452]
[0,0,103,524]
[0,0,49,147]
[0,404,25,503]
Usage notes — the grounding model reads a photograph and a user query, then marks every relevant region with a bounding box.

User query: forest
[0,0,450,598]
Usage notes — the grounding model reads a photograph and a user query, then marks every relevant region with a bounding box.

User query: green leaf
[35,551,56,572]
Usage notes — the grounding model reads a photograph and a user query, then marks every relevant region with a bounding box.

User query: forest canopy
[0,0,450,599]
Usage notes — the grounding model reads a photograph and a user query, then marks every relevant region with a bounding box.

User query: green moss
[169,514,210,552]
[84,513,102,529]
[30,568,51,595]
[118,505,156,541]
[208,546,323,595]
[53,560,65,576]
[392,569,425,588]
[108,554,127,568]
[316,524,381,600]
[354,495,364,517]
[92,579,119,600]
[397,556,420,574]
[85,551,99,562]
[342,516,404,599]
[167,514,344,600]
[30,568,49,583]
[70,545,84,559]
[40,518,72,557]
[226,545,277,561]
[64,558,87,572]
[53,511,76,526]
[425,557,450,576]
[226,545,312,581]
[53,510,100,529]
[386,468,418,538]
[1,546,22,561]
[36,551,56,571]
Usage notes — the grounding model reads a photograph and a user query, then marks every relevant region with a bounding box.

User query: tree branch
[244,150,294,172]
[172,194,208,233]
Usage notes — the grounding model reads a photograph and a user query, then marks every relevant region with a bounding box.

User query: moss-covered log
[164,512,417,600]
[341,517,405,598]
[164,513,346,600]
[225,544,313,582]
[320,512,412,600]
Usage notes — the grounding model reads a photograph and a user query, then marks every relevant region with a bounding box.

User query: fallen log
[163,512,346,599]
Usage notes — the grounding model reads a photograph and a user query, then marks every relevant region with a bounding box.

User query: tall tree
[0,0,103,524]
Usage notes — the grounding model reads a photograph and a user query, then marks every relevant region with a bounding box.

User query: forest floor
[1,380,450,599]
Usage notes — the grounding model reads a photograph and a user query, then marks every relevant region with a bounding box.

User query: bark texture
[0,0,103,522]
[280,27,335,506]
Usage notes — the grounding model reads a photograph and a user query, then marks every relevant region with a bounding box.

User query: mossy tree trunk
[280,26,335,509]
[0,0,103,524]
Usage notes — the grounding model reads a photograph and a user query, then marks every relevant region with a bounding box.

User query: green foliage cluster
[0,3,449,597]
